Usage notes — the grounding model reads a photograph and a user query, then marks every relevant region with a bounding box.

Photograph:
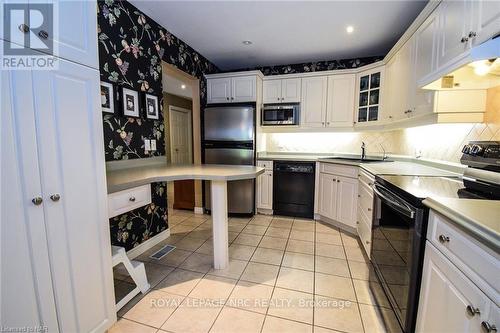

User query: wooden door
[281,78,301,103]
[33,57,115,333]
[207,77,231,103]
[232,76,256,102]
[416,242,489,333]
[263,80,282,103]
[169,106,195,210]
[301,76,328,127]
[1,60,60,333]
[326,74,355,127]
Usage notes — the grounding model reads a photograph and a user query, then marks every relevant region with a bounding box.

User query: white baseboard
[257,208,273,215]
[315,214,357,236]
[194,207,204,215]
[126,229,171,260]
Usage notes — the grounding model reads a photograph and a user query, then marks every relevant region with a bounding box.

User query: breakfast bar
[106,163,265,269]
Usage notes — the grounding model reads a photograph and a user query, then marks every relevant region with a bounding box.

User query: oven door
[371,183,426,333]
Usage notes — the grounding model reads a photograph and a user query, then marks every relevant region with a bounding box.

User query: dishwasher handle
[372,183,416,219]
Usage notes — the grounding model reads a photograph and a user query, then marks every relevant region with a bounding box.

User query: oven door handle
[372,184,415,219]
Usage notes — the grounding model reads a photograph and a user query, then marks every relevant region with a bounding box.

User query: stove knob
[470,145,483,156]
[462,145,471,154]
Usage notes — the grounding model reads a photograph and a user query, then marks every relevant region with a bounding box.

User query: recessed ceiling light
[346,26,354,34]
[242,40,253,45]
[181,84,186,89]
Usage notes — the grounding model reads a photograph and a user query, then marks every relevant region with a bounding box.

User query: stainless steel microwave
[261,103,300,126]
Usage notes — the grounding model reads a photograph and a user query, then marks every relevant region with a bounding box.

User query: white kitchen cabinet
[415,9,439,86]
[326,74,356,127]
[436,0,471,69]
[301,76,328,127]
[232,75,257,102]
[256,161,273,211]
[318,172,337,220]
[263,78,301,103]
[355,66,384,124]
[207,75,257,103]
[416,242,490,333]
[1,52,115,332]
[471,0,500,46]
[207,77,232,103]
[335,176,358,228]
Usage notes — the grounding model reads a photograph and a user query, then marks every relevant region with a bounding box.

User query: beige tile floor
[111,209,402,333]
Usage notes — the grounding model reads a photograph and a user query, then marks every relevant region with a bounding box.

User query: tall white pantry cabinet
[1,1,116,332]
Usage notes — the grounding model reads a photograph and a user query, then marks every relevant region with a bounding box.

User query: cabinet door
[207,78,231,103]
[326,75,355,127]
[232,76,256,102]
[482,303,499,333]
[335,176,358,228]
[318,173,337,220]
[416,242,490,333]
[50,0,99,68]
[257,171,273,210]
[1,64,60,332]
[281,78,301,103]
[356,67,383,124]
[301,76,328,127]
[437,0,471,69]
[33,58,115,333]
[415,9,439,86]
[471,0,500,46]
[263,80,282,103]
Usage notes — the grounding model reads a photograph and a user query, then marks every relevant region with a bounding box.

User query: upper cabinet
[207,74,259,104]
[301,76,328,127]
[263,78,301,103]
[471,0,500,46]
[355,66,384,124]
[326,74,356,127]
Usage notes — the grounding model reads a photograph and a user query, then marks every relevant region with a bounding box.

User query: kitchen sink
[324,157,392,163]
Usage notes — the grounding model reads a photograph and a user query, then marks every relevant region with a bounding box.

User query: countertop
[106,164,264,193]
[424,197,500,253]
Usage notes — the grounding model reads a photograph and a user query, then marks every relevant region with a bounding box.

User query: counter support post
[210,180,229,269]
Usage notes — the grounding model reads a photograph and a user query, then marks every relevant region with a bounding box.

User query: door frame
[168,105,193,164]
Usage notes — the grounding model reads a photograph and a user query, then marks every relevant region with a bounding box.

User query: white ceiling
[130,0,427,71]
[163,73,193,99]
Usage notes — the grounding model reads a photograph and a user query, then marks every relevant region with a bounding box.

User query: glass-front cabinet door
[356,66,384,124]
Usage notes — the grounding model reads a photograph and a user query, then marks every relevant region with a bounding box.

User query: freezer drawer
[204,147,254,165]
[204,106,254,141]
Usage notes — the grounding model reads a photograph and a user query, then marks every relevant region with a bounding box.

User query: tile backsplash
[265,86,500,164]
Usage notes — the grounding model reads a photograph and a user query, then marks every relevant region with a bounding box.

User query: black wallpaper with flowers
[97,0,218,250]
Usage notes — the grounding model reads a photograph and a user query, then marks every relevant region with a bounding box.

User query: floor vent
[150,245,176,260]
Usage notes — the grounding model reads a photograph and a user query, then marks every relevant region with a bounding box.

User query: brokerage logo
[2,3,58,69]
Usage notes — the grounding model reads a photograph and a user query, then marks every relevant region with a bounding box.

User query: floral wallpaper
[97,0,218,250]
[231,56,384,76]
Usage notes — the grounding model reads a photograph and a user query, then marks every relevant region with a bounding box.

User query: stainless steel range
[371,141,500,333]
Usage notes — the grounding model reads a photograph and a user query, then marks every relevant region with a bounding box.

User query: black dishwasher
[273,161,315,219]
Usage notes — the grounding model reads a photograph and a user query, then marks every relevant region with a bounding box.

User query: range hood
[423,37,500,91]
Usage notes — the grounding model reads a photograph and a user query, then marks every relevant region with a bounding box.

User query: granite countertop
[424,197,500,253]
[106,164,264,193]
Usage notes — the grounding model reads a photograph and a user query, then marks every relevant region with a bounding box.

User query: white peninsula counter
[106,162,264,269]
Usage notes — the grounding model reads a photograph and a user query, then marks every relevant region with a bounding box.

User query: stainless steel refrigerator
[203,105,255,214]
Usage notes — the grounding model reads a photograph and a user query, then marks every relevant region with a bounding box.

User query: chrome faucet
[361,142,366,160]
[380,144,388,161]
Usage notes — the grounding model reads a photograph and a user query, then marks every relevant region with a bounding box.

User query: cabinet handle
[277,98,280,101]
[281,97,284,101]
[367,208,372,211]
[337,180,340,183]
[481,322,497,333]
[231,97,234,100]
[468,31,477,39]
[438,234,450,243]
[366,240,370,244]
[18,24,29,33]
[326,122,330,125]
[50,194,61,202]
[38,30,49,39]
[129,197,136,202]
[466,305,480,317]
[460,36,469,43]
[226,97,229,101]
[32,196,43,206]
[358,194,361,198]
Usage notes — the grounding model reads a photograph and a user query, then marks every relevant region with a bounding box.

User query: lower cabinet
[257,161,273,211]
[318,165,358,228]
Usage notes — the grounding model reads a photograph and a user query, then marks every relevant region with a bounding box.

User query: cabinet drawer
[357,210,372,258]
[257,160,273,170]
[108,185,152,218]
[428,210,500,295]
[359,169,375,188]
[358,183,374,221]
[320,163,358,178]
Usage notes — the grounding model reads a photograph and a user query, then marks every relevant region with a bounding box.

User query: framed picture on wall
[144,93,159,120]
[100,81,115,114]
[120,87,140,118]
